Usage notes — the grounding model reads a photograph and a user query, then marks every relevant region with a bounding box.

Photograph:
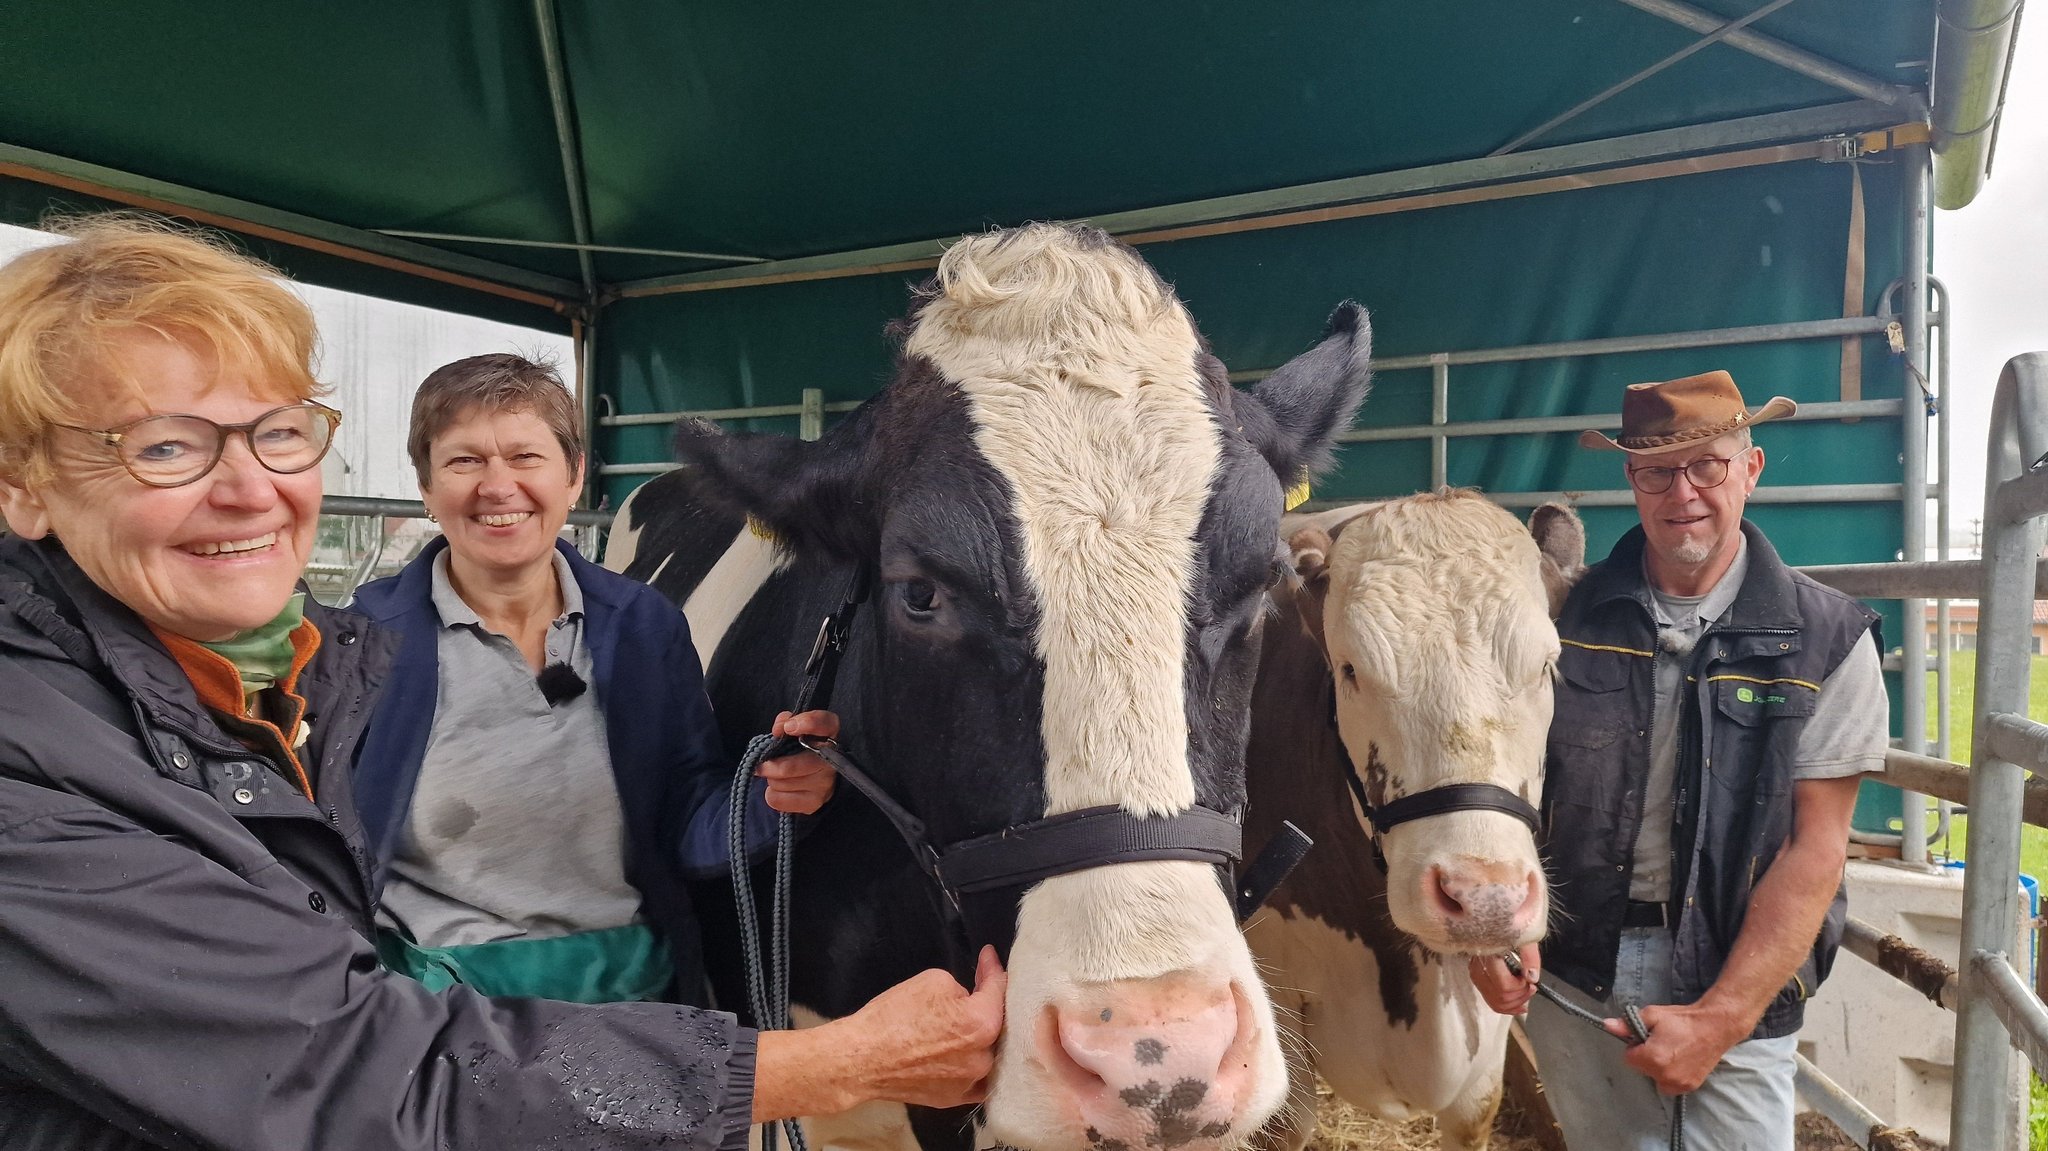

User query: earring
[426,513,438,524]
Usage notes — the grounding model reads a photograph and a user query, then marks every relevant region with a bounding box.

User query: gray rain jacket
[0,535,755,1151]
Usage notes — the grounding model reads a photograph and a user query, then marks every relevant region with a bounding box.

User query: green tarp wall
[2,1,1936,831]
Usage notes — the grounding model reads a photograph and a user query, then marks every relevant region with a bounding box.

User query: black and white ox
[603,223,1371,1151]
[1242,492,1584,1151]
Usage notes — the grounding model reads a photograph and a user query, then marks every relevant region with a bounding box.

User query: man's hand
[1602,1001,1747,1095]
[754,947,1007,1121]
[758,710,840,815]
[1469,944,1541,1016]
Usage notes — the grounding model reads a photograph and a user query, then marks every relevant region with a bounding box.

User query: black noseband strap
[805,739,1247,910]
[1369,783,1541,835]
[935,804,1243,897]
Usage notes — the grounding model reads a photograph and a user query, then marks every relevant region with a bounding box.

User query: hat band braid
[1618,410,1750,451]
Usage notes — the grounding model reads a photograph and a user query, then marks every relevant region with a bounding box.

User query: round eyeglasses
[57,402,342,488]
[1625,452,1746,496]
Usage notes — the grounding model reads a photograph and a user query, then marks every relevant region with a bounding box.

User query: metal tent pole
[1932,277,1955,766]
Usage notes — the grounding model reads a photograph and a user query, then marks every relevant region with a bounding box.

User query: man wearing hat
[1471,371,1888,1150]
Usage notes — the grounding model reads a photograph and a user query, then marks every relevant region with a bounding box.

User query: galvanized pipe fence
[1949,351,2048,1150]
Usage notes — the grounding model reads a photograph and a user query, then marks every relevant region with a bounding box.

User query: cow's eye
[1340,662,1358,686]
[902,578,937,616]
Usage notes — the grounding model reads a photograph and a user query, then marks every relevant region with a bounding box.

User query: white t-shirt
[1628,540,1888,902]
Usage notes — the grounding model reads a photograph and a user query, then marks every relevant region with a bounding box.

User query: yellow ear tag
[747,515,778,542]
[1284,480,1312,512]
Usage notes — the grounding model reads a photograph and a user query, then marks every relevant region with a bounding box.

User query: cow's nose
[1041,976,1255,1151]
[1426,860,1542,946]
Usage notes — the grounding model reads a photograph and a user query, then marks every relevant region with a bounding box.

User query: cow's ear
[673,415,879,562]
[1236,302,1372,489]
[1529,501,1587,618]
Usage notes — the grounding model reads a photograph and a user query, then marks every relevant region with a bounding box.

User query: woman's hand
[753,946,1007,1121]
[758,710,840,814]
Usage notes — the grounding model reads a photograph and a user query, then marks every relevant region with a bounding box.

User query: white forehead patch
[1328,492,1555,701]
[904,226,1218,817]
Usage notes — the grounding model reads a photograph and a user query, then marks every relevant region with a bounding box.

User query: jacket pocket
[1550,645,1634,751]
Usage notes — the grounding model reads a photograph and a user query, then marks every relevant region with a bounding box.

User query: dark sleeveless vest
[1541,522,1879,1039]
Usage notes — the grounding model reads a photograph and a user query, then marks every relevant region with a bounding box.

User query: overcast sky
[1932,15,2048,547]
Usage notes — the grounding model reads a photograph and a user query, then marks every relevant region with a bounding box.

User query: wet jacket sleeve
[0,778,758,1151]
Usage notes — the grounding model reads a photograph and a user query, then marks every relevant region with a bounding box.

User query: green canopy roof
[0,0,1965,320]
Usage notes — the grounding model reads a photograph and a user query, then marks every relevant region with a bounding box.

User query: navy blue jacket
[348,536,776,1003]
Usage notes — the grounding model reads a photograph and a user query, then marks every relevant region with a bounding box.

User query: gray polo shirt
[376,549,642,948]
[1629,540,1888,902]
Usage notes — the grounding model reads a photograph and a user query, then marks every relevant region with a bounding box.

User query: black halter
[1339,751,1540,873]
[759,568,1310,924]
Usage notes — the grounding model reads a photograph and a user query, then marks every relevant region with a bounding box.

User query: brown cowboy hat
[1578,369,1796,455]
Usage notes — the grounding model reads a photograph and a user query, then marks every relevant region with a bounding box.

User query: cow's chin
[981,860,1286,1151]
[1381,812,1548,957]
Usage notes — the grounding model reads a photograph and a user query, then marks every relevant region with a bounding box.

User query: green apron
[377,924,672,1003]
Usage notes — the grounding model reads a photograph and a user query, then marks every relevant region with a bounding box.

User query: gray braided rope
[731,733,809,1151]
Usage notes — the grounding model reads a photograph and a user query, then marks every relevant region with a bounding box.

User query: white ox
[1242,491,1584,1150]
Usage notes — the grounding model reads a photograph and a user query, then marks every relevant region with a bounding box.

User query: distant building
[1926,600,2048,654]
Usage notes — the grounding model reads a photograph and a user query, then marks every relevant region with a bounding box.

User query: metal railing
[1951,351,2048,1150]
[596,387,838,475]
[308,496,611,605]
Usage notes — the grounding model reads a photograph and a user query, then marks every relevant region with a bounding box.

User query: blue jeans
[1524,928,1797,1151]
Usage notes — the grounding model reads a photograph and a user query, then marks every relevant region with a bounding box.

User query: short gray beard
[1670,537,1714,567]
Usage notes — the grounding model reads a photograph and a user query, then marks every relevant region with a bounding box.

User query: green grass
[1921,652,2048,1149]
[1923,653,2048,876]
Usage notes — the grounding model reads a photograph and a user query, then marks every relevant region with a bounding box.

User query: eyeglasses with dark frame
[1625,450,1751,496]
[55,402,342,489]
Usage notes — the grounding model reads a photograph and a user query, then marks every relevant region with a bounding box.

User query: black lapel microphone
[537,662,588,706]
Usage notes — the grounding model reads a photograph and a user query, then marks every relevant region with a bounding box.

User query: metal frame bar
[1899,145,1935,863]
[1932,277,1955,762]
[1981,712,2048,773]
[0,143,582,307]
[373,230,764,265]
[1614,0,1918,106]
[531,0,596,302]
[1797,557,2048,600]
[1843,916,1962,1011]
[610,101,1912,298]
[1795,1052,1893,1150]
[1950,351,2048,1149]
[1340,399,1898,445]
[1970,951,2048,1075]
[1494,0,1802,156]
[1232,315,1894,381]
[320,494,610,527]
[601,397,864,428]
[1863,748,2048,830]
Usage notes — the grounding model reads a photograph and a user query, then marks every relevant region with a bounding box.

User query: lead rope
[731,734,808,1151]
[1502,952,1685,1151]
